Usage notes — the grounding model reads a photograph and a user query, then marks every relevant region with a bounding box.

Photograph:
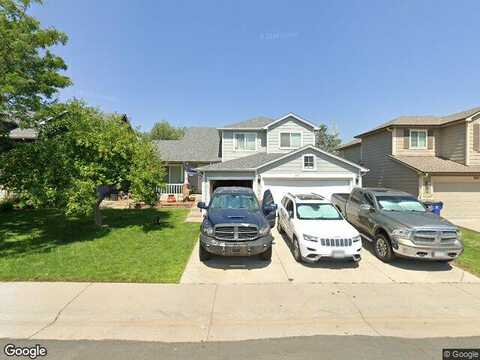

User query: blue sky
[32,0,480,141]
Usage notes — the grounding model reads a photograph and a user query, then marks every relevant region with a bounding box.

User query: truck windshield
[297,203,342,220]
[210,194,260,211]
[376,196,426,212]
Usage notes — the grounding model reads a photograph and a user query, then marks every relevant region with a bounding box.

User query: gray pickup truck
[331,188,464,262]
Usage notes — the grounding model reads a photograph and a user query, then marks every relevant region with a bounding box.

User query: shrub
[0,200,14,212]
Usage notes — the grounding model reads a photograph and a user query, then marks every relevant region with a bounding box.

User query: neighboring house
[338,106,480,219]
[157,113,368,204]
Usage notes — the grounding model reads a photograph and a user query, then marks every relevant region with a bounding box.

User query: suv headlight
[392,229,412,239]
[201,220,214,236]
[303,234,319,242]
[352,235,361,242]
[258,224,270,236]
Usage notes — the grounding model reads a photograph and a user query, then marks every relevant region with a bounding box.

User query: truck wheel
[199,244,211,262]
[374,234,394,262]
[292,236,303,263]
[260,246,272,261]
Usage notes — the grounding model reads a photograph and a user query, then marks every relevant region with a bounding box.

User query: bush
[0,200,14,212]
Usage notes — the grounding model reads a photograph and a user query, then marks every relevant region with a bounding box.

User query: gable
[267,116,316,153]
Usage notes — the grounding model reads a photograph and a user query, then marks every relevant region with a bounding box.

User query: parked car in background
[277,193,362,263]
[331,188,464,262]
[197,187,277,261]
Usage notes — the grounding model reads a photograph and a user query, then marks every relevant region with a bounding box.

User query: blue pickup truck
[197,187,277,261]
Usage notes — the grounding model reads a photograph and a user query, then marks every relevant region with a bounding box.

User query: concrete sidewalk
[2,282,480,342]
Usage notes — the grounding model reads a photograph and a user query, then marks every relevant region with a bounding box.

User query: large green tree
[316,124,341,154]
[147,120,185,140]
[0,0,71,145]
[0,101,165,225]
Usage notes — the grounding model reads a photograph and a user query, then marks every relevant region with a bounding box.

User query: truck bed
[331,193,349,215]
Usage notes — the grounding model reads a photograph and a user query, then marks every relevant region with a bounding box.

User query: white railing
[158,183,184,194]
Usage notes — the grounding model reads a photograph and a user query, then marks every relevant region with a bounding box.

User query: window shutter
[427,129,434,150]
[403,129,410,149]
[474,123,480,152]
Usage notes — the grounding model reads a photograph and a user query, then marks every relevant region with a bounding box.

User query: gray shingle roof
[155,127,221,162]
[337,138,361,150]
[357,106,480,137]
[221,116,274,129]
[390,155,480,173]
[197,152,284,171]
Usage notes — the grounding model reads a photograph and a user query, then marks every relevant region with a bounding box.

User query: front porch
[159,162,205,200]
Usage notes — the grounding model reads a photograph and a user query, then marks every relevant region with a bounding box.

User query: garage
[432,176,480,219]
[210,179,253,192]
[262,178,353,203]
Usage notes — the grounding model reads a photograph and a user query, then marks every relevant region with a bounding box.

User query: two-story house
[338,106,480,219]
[156,113,368,204]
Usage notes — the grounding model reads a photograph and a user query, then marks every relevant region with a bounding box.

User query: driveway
[180,229,480,284]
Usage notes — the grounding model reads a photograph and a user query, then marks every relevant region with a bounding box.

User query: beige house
[338,106,480,219]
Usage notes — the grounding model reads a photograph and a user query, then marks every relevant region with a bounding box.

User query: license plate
[231,247,241,253]
[433,251,447,258]
[332,251,345,258]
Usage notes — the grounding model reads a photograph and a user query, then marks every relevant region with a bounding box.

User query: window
[285,199,294,217]
[376,195,426,212]
[168,164,184,183]
[303,154,315,170]
[409,129,427,149]
[280,132,302,148]
[296,203,342,220]
[210,193,260,211]
[234,133,257,151]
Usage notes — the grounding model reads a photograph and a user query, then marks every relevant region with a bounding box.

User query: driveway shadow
[276,231,359,269]
[362,239,453,272]
[202,256,271,270]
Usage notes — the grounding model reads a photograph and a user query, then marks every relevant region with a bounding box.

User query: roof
[198,144,369,172]
[219,113,319,130]
[365,188,413,197]
[288,193,327,202]
[356,106,480,138]
[197,152,284,171]
[389,155,480,174]
[155,127,221,162]
[213,187,255,194]
[337,138,361,150]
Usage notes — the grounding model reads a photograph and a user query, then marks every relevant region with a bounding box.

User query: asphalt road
[2,336,479,360]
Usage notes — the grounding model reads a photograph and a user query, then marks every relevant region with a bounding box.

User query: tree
[316,124,341,154]
[0,100,165,226]
[0,0,71,145]
[147,120,185,140]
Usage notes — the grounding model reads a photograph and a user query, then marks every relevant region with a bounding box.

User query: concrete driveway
[180,229,479,284]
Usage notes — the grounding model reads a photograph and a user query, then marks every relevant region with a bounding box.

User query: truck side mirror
[197,202,207,210]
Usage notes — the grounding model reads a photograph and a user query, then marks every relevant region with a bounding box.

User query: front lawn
[456,228,480,277]
[0,208,199,283]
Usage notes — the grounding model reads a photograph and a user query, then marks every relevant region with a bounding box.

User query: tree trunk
[94,200,102,226]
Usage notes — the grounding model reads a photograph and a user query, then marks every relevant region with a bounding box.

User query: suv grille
[320,238,352,247]
[214,224,259,241]
[413,229,458,245]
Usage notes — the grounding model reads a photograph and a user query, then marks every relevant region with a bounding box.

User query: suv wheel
[292,236,302,263]
[199,244,211,262]
[260,246,272,261]
[374,234,394,262]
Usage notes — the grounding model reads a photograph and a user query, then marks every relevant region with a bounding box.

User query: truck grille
[214,224,259,241]
[320,238,352,247]
[413,229,458,245]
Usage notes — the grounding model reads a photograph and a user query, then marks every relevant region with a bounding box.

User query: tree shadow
[0,208,175,258]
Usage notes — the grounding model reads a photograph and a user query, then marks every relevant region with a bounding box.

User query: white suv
[277,193,362,263]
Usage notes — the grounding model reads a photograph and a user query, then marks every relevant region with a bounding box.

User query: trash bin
[424,201,443,216]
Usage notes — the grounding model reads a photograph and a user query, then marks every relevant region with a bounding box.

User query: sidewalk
[2,281,480,342]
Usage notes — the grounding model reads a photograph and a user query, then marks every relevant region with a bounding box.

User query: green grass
[0,208,200,283]
[456,228,480,277]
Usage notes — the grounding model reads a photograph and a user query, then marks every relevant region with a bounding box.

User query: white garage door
[433,176,480,219]
[262,178,353,204]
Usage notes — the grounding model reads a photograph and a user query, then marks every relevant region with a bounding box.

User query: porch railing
[158,183,184,195]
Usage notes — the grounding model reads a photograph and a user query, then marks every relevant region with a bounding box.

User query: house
[338,106,480,219]
[156,113,368,204]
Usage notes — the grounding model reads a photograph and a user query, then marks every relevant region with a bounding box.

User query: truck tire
[260,246,272,261]
[374,233,394,262]
[292,236,303,263]
[199,244,211,262]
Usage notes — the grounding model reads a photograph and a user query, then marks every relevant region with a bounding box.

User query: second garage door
[262,178,353,203]
[432,176,480,219]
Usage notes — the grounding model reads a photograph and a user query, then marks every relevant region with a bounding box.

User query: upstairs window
[234,133,257,151]
[409,129,427,149]
[280,132,302,148]
[303,154,315,170]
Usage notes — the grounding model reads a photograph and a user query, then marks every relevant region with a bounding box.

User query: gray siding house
[338,106,480,219]
[157,113,368,204]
